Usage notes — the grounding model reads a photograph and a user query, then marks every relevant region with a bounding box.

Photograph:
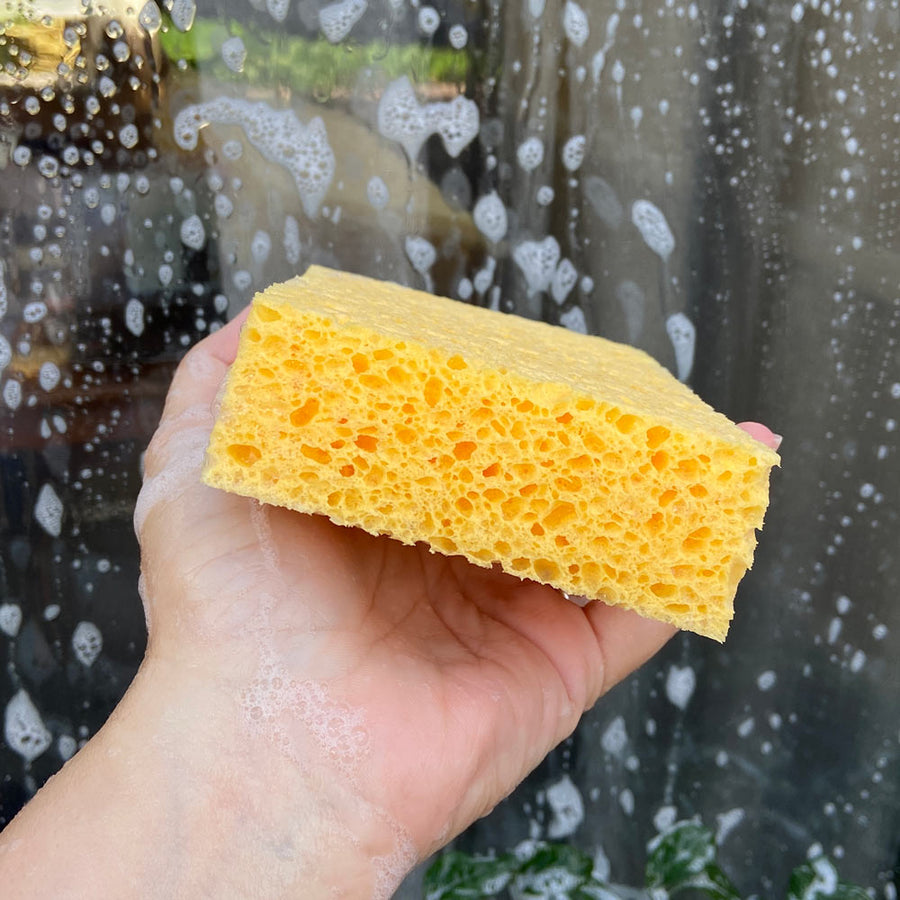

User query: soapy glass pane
[1,1,898,896]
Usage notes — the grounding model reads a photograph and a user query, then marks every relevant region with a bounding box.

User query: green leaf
[645,820,740,899]
[512,843,597,898]
[423,850,516,900]
[787,857,870,900]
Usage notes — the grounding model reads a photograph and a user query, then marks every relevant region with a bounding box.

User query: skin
[0,310,780,899]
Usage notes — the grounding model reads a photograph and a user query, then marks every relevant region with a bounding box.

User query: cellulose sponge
[202,266,779,641]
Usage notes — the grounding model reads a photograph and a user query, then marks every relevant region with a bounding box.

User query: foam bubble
[716,808,745,844]
[0,603,22,637]
[377,77,479,161]
[560,134,586,171]
[3,378,21,410]
[318,0,367,43]
[562,1,590,47]
[214,193,234,218]
[180,214,206,250]
[169,0,196,31]
[666,312,695,382]
[23,301,47,323]
[417,6,440,36]
[72,621,103,667]
[512,236,559,295]
[654,805,678,832]
[516,136,544,172]
[267,0,289,21]
[251,230,272,264]
[5,689,52,764]
[473,257,496,294]
[472,191,507,243]
[125,298,145,337]
[600,715,628,757]
[284,215,301,265]
[665,664,696,710]
[35,483,63,537]
[559,306,587,333]
[119,123,139,148]
[366,175,390,210]
[138,0,161,31]
[0,260,6,319]
[221,36,246,72]
[448,24,468,49]
[57,734,78,760]
[546,774,584,838]
[222,139,243,160]
[404,235,436,276]
[632,199,675,260]
[551,258,577,305]
[174,99,335,218]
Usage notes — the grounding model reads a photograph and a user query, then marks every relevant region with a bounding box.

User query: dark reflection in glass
[1,1,898,896]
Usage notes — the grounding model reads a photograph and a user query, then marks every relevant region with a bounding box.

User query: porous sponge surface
[203,266,779,641]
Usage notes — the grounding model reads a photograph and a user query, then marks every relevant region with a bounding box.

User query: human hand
[0,309,779,900]
[137,312,780,890]
[133,309,681,893]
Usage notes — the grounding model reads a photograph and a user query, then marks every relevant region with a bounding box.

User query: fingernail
[771,433,783,451]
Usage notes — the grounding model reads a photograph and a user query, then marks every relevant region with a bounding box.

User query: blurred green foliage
[158,15,472,98]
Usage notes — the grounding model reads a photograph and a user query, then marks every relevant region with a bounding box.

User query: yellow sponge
[202,266,779,640]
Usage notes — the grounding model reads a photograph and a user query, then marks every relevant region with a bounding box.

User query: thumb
[135,309,249,537]
[157,307,250,430]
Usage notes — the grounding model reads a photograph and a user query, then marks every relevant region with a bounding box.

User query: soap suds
[174,99,335,218]
[665,664,696,710]
[545,774,584,838]
[5,689,52,764]
[377,77,479,161]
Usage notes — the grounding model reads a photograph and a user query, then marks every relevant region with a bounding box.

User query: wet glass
[1,0,898,895]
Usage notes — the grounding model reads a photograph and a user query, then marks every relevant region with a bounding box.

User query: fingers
[737,421,782,451]
[583,603,676,700]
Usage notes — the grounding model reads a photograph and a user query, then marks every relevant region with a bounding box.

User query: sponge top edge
[252,265,779,464]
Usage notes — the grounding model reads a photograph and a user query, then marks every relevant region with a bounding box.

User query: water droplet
[221,36,246,72]
[472,191,508,243]
[72,621,103,667]
[35,483,63,536]
[417,6,440,36]
[366,175,390,210]
[180,214,206,250]
[562,1,590,47]
[666,664,696,710]
[4,690,52,764]
[516,136,544,172]
[0,603,22,638]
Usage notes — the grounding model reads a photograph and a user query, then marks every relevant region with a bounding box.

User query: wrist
[112,655,412,898]
[0,654,414,899]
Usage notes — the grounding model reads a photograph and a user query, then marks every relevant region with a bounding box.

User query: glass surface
[1,0,898,895]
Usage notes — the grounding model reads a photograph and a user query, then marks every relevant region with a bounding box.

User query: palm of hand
[143,462,638,854]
